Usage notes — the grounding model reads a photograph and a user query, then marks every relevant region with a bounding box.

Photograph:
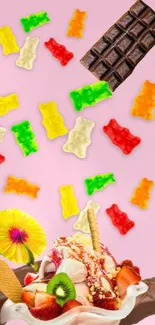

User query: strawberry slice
[94,298,119,310]
[121,260,133,268]
[62,300,82,314]
[30,300,62,321]
[21,291,35,308]
[35,291,56,307]
[116,266,141,299]
[133,266,140,275]
[24,273,38,286]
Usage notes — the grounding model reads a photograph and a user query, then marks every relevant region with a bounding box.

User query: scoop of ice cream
[56,258,87,283]
[24,282,47,293]
[38,248,63,280]
[74,282,91,306]
[38,256,55,279]
[104,254,116,273]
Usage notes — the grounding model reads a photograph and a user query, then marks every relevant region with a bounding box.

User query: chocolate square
[140,32,155,50]
[104,73,121,91]
[151,22,155,35]
[104,25,123,42]
[92,61,109,79]
[104,48,121,66]
[115,59,133,80]
[116,34,134,54]
[130,0,148,17]
[93,38,110,54]
[126,45,145,65]
[117,13,135,29]
[141,9,155,26]
[129,22,145,38]
[80,51,98,69]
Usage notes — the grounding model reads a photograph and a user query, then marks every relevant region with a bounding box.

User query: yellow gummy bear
[39,101,68,139]
[0,26,19,55]
[59,185,79,219]
[0,94,19,117]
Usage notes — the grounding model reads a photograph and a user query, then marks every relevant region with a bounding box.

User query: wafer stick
[0,259,23,302]
[87,208,101,254]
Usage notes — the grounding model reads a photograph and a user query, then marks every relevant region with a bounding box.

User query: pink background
[0,0,155,324]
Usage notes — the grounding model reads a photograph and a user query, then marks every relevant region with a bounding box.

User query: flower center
[9,227,28,244]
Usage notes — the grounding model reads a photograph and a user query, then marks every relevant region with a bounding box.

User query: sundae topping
[94,297,119,310]
[24,282,47,293]
[56,258,87,283]
[47,273,76,307]
[87,208,101,253]
[21,291,35,308]
[24,273,38,286]
[39,256,55,280]
[0,259,23,303]
[35,292,56,307]
[62,299,82,314]
[47,248,63,267]
[72,232,93,249]
[30,294,62,321]
[116,266,141,299]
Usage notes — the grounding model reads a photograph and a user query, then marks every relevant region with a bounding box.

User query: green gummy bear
[11,120,39,156]
[70,81,112,112]
[20,11,50,33]
[84,172,116,196]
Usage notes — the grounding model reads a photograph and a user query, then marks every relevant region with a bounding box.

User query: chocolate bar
[80,0,155,91]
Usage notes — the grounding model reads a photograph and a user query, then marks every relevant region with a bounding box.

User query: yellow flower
[0,209,46,264]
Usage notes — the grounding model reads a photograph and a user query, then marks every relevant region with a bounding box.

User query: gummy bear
[0,127,6,144]
[70,81,112,111]
[103,119,141,155]
[0,26,19,55]
[0,94,19,117]
[67,9,86,38]
[11,120,39,156]
[130,178,154,209]
[20,12,50,33]
[39,101,68,139]
[74,200,100,233]
[0,154,5,164]
[16,37,39,70]
[84,173,116,196]
[63,117,94,158]
[59,185,79,219]
[106,204,135,235]
[131,80,155,120]
[4,176,40,199]
[44,38,74,66]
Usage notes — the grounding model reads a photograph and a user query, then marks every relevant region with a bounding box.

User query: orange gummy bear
[130,178,154,209]
[4,176,40,199]
[131,80,155,120]
[67,9,86,38]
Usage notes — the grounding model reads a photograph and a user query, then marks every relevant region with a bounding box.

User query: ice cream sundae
[0,209,148,324]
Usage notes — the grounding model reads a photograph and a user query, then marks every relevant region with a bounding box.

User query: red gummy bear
[106,204,135,235]
[103,119,141,155]
[0,154,5,164]
[44,38,74,66]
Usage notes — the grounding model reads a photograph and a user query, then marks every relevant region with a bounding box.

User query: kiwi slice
[47,272,76,307]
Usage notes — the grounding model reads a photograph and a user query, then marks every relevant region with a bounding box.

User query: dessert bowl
[1,281,148,325]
